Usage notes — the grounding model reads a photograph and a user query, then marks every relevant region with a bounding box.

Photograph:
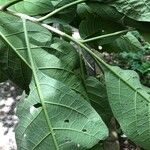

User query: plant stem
[37,0,86,22]
[22,18,59,150]
[0,0,23,11]
[38,23,107,66]
[64,34,109,68]
[80,29,130,43]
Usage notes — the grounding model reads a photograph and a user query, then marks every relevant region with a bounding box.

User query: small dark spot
[64,119,69,123]
[64,137,71,143]
[146,104,149,107]
[33,103,42,108]
[82,129,87,132]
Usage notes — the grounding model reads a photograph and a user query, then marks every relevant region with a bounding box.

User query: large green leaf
[0,12,86,96]
[0,0,54,15]
[79,15,102,40]
[87,2,150,31]
[110,0,150,22]
[0,39,31,88]
[102,65,150,150]
[0,12,52,88]
[16,71,108,150]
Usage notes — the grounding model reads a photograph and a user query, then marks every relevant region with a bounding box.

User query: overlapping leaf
[16,71,108,149]
[87,2,150,31]
[79,14,126,46]
[0,12,86,96]
[0,12,109,149]
[85,76,113,124]
[110,0,150,22]
[102,65,150,150]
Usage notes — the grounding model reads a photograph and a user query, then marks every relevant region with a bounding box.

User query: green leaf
[16,71,108,150]
[79,15,102,39]
[103,65,150,150]
[14,15,108,150]
[0,12,52,88]
[103,32,144,52]
[110,0,150,22]
[87,2,150,31]
[77,3,92,19]
[53,0,77,23]
[0,38,31,89]
[0,12,86,96]
[79,14,126,48]
[85,76,113,124]
[0,0,54,15]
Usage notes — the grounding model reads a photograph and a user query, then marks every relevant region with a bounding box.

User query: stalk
[23,18,59,150]
[37,0,86,22]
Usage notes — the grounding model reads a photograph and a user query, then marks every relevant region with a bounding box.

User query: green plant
[0,0,150,150]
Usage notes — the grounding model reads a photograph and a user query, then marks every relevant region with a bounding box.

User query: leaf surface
[85,76,113,124]
[16,71,108,150]
[110,0,150,22]
[0,12,85,96]
[103,65,150,150]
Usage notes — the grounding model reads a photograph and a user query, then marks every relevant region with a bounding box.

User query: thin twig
[37,0,86,22]
[80,29,131,43]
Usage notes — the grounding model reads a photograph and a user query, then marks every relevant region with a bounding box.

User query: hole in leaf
[65,137,71,143]
[64,119,69,123]
[33,103,42,108]
[82,129,87,132]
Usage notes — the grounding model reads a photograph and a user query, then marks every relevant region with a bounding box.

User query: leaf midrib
[22,18,59,150]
